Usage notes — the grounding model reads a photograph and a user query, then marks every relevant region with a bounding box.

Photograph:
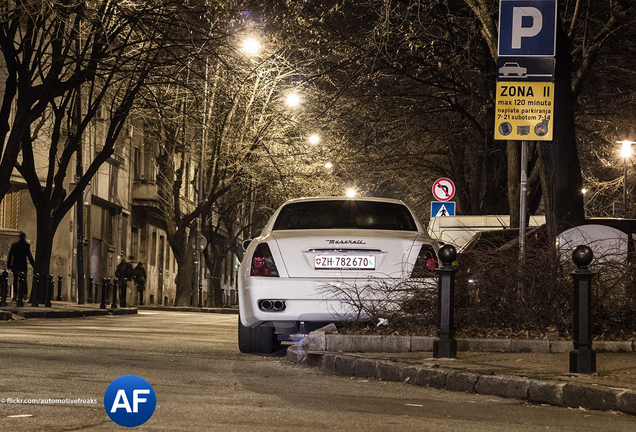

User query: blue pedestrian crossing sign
[431,202,456,218]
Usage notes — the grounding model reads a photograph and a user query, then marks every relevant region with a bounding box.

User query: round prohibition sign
[432,178,455,202]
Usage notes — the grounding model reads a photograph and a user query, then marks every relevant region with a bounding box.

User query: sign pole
[519,140,528,258]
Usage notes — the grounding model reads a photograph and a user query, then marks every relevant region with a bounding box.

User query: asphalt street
[0,311,635,431]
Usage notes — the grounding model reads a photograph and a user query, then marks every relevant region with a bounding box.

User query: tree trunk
[173,227,196,306]
[540,24,585,240]
[33,211,57,304]
[203,246,224,308]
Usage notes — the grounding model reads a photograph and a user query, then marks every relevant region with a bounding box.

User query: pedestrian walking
[7,232,35,301]
[132,262,146,305]
[115,257,133,302]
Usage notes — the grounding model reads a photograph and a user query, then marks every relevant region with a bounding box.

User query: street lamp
[346,188,356,197]
[242,38,261,56]
[308,134,320,145]
[286,93,300,107]
[619,140,635,214]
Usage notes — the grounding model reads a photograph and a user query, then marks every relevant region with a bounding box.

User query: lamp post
[619,140,635,216]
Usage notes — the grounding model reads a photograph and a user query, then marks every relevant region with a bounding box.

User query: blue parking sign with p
[498,0,557,57]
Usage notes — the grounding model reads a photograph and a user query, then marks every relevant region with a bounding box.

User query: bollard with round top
[0,270,7,307]
[88,277,94,304]
[16,272,25,307]
[57,275,63,301]
[111,278,118,309]
[434,244,458,359]
[120,278,127,308]
[570,245,596,374]
[30,273,39,307]
[45,275,53,307]
[100,278,107,309]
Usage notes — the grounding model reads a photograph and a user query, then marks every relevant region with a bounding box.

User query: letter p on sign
[512,7,542,48]
[498,0,556,57]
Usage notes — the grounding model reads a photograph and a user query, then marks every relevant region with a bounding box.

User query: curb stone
[475,375,530,399]
[307,334,636,354]
[446,371,480,393]
[286,345,636,416]
[563,383,622,411]
[137,305,238,314]
[528,380,565,406]
[15,308,136,319]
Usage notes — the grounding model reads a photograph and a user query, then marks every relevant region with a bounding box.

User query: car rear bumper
[238,275,435,327]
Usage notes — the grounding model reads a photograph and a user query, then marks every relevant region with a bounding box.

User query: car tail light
[410,244,438,277]
[250,243,279,277]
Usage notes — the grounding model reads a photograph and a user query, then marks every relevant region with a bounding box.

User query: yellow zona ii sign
[495,81,554,141]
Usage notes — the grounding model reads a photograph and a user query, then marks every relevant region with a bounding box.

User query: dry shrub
[333,245,636,340]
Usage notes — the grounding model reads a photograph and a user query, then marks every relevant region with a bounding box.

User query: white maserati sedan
[238,196,439,353]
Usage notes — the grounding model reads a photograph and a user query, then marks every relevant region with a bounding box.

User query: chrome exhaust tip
[259,300,273,311]
[258,299,286,312]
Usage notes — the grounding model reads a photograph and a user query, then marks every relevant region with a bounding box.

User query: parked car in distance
[238,196,439,353]
[557,218,636,264]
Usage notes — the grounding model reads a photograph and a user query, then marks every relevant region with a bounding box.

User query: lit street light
[286,93,300,107]
[619,140,635,215]
[242,38,261,56]
[308,134,320,144]
[346,188,356,197]
[325,162,333,169]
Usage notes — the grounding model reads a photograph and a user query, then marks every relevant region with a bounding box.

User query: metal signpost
[496,0,557,257]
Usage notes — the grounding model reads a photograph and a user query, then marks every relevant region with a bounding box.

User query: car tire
[238,315,276,354]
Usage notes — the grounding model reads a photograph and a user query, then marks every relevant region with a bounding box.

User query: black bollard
[16,272,25,307]
[570,245,596,374]
[100,278,107,309]
[30,273,39,307]
[120,278,127,308]
[0,270,7,307]
[111,278,118,309]
[45,275,53,307]
[88,277,94,304]
[56,275,63,301]
[434,245,458,359]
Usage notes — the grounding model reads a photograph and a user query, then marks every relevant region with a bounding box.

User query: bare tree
[0,1,190,300]
[266,0,636,234]
[143,5,343,305]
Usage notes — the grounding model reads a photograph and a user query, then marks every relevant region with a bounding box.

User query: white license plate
[314,255,375,270]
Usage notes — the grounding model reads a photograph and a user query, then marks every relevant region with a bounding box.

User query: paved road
[0,311,634,431]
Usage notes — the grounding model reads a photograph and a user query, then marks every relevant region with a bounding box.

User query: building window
[0,191,19,229]
[151,231,157,266]
[105,208,115,246]
[133,147,142,181]
[131,227,139,261]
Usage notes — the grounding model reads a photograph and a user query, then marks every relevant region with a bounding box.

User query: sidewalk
[0,299,138,319]
[0,299,239,320]
[287,331,636,416]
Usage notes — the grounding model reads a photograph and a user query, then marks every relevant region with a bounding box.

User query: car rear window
[273,200,418,231]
